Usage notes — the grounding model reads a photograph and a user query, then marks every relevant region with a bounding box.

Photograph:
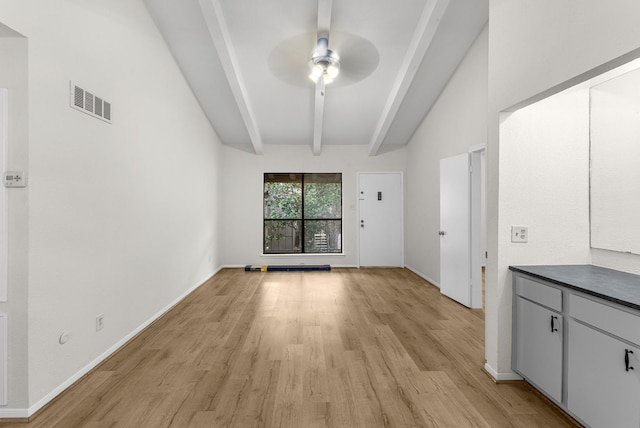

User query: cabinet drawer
[515,275,562,312]
[569,294,640,345]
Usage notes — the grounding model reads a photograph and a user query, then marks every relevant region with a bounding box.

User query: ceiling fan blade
[330,32,379,86]
[268,32,317,87]
[268,30,378,88]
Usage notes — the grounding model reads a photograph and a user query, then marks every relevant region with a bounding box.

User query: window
[263,173,342,254]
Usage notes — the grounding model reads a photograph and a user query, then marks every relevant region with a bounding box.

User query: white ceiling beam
[312,80,325,156]
[367,0,450,156]
[311,0,333,156]
[198,0,264,155]
[317,0,333,39]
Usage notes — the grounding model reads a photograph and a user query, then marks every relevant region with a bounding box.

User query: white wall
[220,144,407,267]
[0,0,222,413]
[405,26,488,285]
[499,88,591,267]
[493,87,592,377]
[487,0,640,379]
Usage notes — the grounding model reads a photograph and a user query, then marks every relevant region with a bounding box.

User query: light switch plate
[511,226,528,243]
[4,171,27,188]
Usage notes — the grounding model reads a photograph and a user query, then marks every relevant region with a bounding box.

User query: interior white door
[440,153,471,306]
[358,172,403,267]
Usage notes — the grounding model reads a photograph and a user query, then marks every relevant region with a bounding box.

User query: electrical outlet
[511,226,528,243]
[96,314,104,331]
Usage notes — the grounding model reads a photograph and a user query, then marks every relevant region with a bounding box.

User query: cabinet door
[514,297,563,403]
[568,320,640,428]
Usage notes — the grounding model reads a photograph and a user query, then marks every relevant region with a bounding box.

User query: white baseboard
[0,269,220,419]
[483,362,522,382]
[0,408,29,418]
[405,265,440,288]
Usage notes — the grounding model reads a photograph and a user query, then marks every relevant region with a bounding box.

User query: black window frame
[263,173,342,254]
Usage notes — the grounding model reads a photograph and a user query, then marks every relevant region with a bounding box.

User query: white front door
[358,172,403,267]
[440,153,471,307]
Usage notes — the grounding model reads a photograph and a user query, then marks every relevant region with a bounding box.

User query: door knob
[438,231,445,236]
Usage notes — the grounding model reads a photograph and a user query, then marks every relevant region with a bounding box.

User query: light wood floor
[2,268,576,427]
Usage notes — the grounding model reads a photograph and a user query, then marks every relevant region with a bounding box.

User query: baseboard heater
[244,264,331,272]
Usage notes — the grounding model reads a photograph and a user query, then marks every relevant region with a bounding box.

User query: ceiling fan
[267,3,379,89]
[266,0,379,154]
[308,36,340,85]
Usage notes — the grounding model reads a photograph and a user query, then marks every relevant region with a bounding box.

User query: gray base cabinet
[567,320,640,428]
[511,265,640,428]
[514,295,562,403]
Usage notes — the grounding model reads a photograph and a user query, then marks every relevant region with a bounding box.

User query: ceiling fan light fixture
[309,37,340,84]
[309,64,324,82]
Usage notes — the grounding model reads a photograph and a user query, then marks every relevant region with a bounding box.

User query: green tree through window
[264,173,342,254]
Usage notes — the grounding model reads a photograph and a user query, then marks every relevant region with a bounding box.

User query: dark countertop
[509,264,640,311]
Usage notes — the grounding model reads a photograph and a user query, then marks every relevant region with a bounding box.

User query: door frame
[469,145,486,309]
[357,171,404,268]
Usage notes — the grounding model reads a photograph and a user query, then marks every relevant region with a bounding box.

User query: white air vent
[69,82,112,124]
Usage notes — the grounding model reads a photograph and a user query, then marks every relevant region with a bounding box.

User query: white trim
[1,269,222,419]
[468,144,486,154]
[0,408,29,418]
[483,362,522,382]
[469,147,486,309]
[261,252,346,258]
[405,265,440,288]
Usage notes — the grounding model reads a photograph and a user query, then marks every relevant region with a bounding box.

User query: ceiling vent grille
[69,82,112,124]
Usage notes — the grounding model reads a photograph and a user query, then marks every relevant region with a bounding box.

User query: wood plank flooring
[1,268,577,427]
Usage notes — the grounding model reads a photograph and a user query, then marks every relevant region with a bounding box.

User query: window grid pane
[304,220,342,253]
[264,220,302,253]
[263,173,342,254]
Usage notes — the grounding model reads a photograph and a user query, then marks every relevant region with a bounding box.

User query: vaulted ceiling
[144,0,488,156]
